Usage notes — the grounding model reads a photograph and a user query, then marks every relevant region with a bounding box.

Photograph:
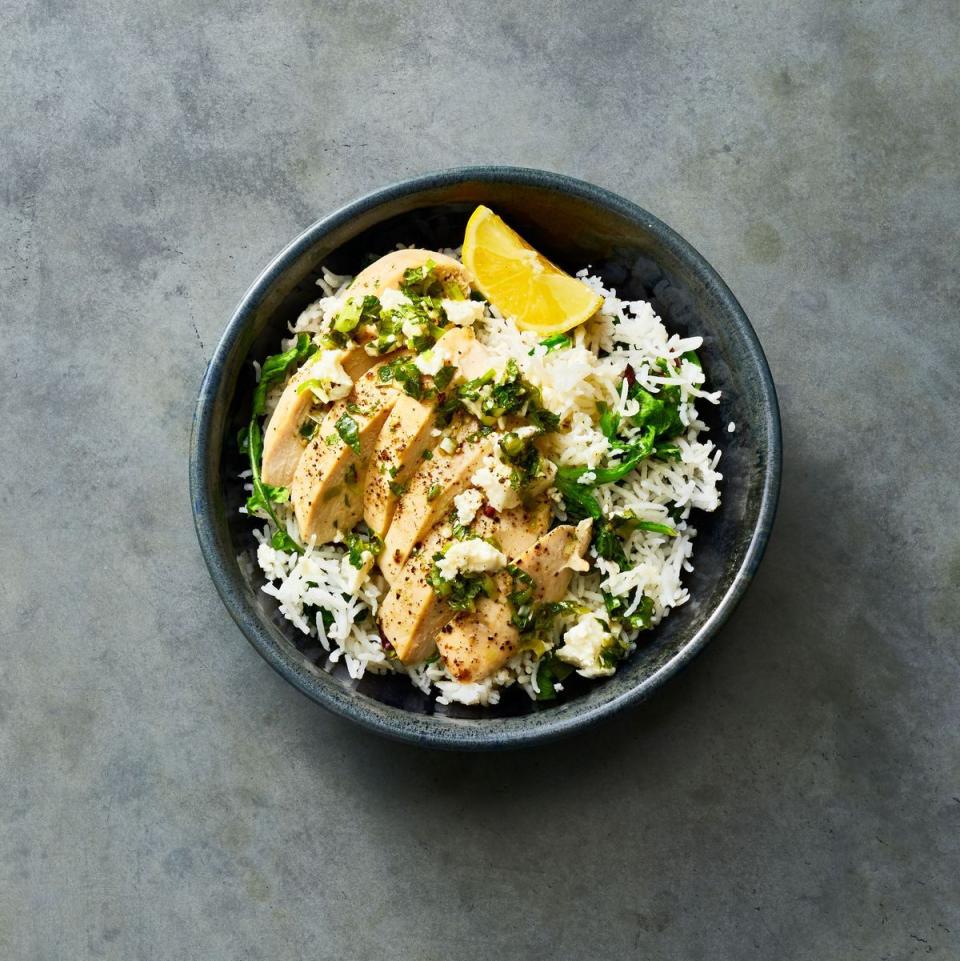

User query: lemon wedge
[462,205,603,335]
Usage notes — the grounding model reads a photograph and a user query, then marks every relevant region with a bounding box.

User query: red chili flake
[624,364,636,387]
[482,504,498,518]
[437,392,446,403]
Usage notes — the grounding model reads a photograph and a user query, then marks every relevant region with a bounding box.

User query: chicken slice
[290,360,398,544]
[378,501,551,665]
[378,425,486,583]
[348,249,471,299]
[261,345,380,487]
[363,328,492,539]
[436,520,593,682]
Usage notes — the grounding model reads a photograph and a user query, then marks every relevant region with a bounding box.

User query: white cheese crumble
[435,539,506,582]
[379,288,411,311]
[442,298,485,327]
[413,328,460,376]
[557,616,615,678]
[301,350,354,403]
[454,488,484,527]
[470,453,519,512]
[413,348,444,376]
[727,421,736,433]
[401,315,425,341]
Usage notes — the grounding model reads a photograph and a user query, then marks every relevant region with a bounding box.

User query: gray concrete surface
[2,0,958,958]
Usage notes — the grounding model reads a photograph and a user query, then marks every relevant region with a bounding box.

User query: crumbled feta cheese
[435,539,506,582]
[727,421,736,433]
[401,315,425,341]
[301,349,354,403]
[442,298,485,326]
[413,348,444,376]
[438,436,457,455]
[413,330,458,376]
[454,488,484,527]
[379,288,411,311]
[471,453,519,512]
[577,471,597,485]
[557,616,615,678]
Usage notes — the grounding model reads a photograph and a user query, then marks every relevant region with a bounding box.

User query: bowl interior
[194,172,779,746]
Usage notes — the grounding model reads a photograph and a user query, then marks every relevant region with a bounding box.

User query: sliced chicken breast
[363,328,492,539]
[261,345,380,488]
[378,501,551,665]
[378,425,486,583]
[436,520,592,682]
[348,249,471,299]
[290,361,398,544]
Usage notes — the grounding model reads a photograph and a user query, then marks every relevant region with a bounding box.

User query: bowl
[190,166,781,750]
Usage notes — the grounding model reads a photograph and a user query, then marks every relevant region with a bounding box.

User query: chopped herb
[379,356,425,399]
[427,483,441,501]
[295,377,326,397]
[540,333,572,353]
[506,566,536,631]
[400,260,440,297]
[444,359,559,432]
[335,413,361,454]
[433,364,456,391]
[421,449,433,461]
[603,591,655,632]
[298,420,317,439]
[534,653,574,701]
[498,431,543,491]
[344,529,384,568]
[506,566,581,638]
[427,557,497,613]
[304,604,335,633]
[388,479,407,497]
[333,294,380,334]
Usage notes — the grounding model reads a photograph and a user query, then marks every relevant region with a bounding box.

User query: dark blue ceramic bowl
[190,167,781,750]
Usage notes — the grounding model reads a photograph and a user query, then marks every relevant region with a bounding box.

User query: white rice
[242,256,722,706]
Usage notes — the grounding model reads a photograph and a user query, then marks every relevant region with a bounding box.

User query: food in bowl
[238,206,723,706]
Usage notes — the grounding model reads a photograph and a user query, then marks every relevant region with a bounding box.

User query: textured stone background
[2,1,958,958]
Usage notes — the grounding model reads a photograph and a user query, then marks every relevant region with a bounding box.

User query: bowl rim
[190,165,782,750]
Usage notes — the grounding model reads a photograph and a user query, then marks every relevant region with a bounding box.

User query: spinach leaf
[593,520,630,570]
[252,333,316,417]
[553,466,602,520]
[242,419,301,553]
